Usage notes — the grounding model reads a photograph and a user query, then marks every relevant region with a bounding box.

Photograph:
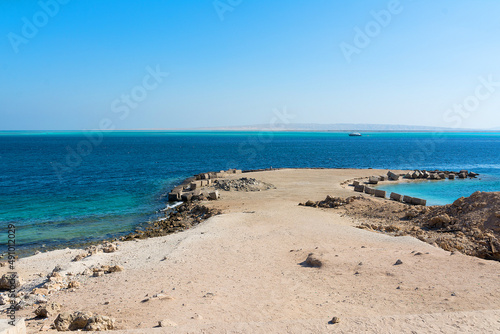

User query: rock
[102,243,118,253]
[329,316,340,324]
[85,315,116,331]
[159,319,177,327]
[468,172,479,178]
[428,214,451,228]
[0,293,10,305]
[68,281,80,289]
[107,265,124,273]
[390,192,403,202]
[54,312,75,331]
[305,200,315,207]
[191,314,203,320]
[305,253,323,268]
[394,259,403,265]
[35,302,61,318]
[72,253,87,262]
[31,288,49,295]
[0,273,21,290]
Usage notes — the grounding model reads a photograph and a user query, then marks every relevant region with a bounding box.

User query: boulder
[35,302,61,318]
[374,189,386,198]
[428,214,451,228]
[403,195,413,204]
[468,172,479,178]
[368,176,379,184]
[421,171,429,178]
[0,274,21,290]
[458,172,467,179]
[390,192,403,202]
[411,171,421,179]
[354,185,365,192]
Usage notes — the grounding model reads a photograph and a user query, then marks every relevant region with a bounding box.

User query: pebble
[394,259,403,265]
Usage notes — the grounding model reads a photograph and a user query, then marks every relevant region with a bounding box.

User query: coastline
[2,168,500,333]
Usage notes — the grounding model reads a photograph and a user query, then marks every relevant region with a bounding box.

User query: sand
[2,168,500,333]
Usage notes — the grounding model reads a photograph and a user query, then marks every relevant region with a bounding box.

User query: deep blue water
[1,131,499,255]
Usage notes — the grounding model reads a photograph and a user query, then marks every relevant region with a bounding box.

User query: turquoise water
[1,131,499,255]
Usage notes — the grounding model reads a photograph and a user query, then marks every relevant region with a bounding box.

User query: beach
[2,168,500,333]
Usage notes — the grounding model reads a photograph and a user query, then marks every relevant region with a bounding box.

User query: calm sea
[1,131,499,255]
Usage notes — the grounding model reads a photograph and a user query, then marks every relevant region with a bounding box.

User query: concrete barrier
[354,185,365,192]
[374,189,386,198]
[352,180,360,186]
[368,176,379,184]
[411,197,427,206]
[387,171,399,181]
[378,175,386,181]
[403,195,413,204]
[458,172,467,179]
[365,186,375,195]
[448,173,455,180]
[390,192,403,202]
[168,192,181,201]
[209,191,220,200]
[181,193,193,202]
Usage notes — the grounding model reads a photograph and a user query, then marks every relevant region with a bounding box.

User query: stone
[403,195,413,204]
[390,192,403,202]
[387,171,399,181]
[354,185,365,192]
[428,214,451,228]
[107,265,123,273]
[394,259,403,265]
[305,253,323,268]
[468,172,479,178]
[68,281,80,289]
[411,171,420,179]
[35,302,61,318]
[368,176,379,184]
[329,316,340,324]
[85,315,116,331]
[0,273,21,290]
[31,288,49,296]
[364,186,375,195]
[102,243,117,253]
[374,189,386,198]
[159,319,177,327]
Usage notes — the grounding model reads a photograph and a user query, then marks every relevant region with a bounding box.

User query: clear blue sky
[1,0,500,130]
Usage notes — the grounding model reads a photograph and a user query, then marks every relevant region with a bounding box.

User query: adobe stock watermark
[399,74,499,167]
[7,0,71,54]
[224,107,295,170]
[339,0,407,63]
[51,65,169,182]
[213,0,243,21]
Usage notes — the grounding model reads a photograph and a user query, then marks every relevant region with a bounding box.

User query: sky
[1,0,500,130]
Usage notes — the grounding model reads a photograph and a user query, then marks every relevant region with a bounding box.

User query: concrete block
[352,180,360,186]
[181,193,193,202]
[438,173,446,179]
[403,195,413,204]
[411,197,427,206]
[354,185,365,192]
[168,192,181,201]
[365,186,375,195]
[208,191,220,200]
[387,171,399,181]
[448,173,455,179]
[378,175,386,181]
[458,172,467,179]
[374,189,386,198]
[390,192,403,202]
[368,176,379,184]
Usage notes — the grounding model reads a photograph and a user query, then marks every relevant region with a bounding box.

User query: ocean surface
[1,131,499,256]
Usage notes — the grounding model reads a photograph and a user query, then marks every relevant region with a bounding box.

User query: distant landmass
[194,123,494,132]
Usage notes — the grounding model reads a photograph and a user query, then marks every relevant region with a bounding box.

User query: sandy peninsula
[2,168,500,333]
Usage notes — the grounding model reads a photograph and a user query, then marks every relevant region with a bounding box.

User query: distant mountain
[197,123,486,132]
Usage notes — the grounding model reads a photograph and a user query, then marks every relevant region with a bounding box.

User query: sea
[1,131,499,256]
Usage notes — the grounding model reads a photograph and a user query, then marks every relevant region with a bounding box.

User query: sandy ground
[3,168,500,333]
